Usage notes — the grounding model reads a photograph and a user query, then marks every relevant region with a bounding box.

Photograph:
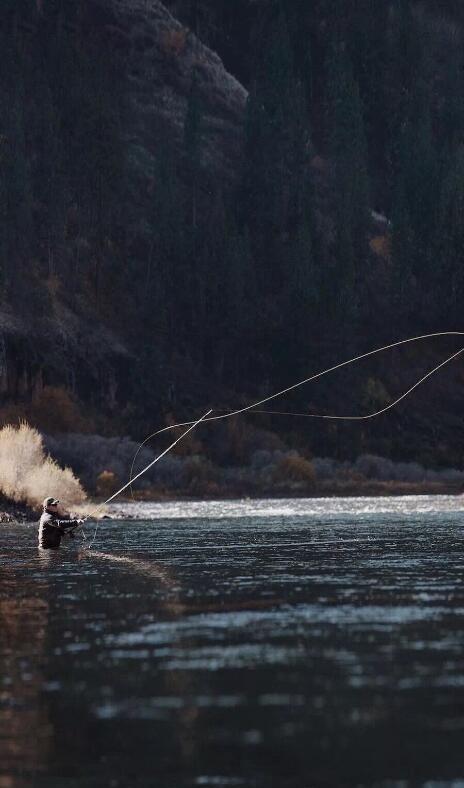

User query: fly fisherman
[39,497,86,550]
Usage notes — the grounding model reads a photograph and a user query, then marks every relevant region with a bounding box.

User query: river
[1,496,464,787]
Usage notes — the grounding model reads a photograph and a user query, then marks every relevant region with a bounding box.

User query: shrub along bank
[44,432,464,500]
[1,422,462,526]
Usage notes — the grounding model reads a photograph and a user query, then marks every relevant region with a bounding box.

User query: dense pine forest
[1,0,464,478]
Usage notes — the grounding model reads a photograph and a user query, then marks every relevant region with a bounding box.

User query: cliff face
[88,0,248,181]
[0,0,248,411]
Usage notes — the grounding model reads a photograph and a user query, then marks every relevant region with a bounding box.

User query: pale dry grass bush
[0,423,87,509]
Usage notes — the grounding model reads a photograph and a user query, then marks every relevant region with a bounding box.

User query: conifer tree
[242,9,310,286]
[390,178,415,318]
[348,0,389,167]
[184,69,202,229]
[440,46,464,149]
[30,75,67,276]
[433,147,464,323]
[390,82,439,323]
[325,42,369,319]
[286,219,318,370]
[386,0,422,178]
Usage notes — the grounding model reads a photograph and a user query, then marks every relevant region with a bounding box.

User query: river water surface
[1,496,464,787]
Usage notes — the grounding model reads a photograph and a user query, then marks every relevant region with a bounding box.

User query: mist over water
[1,497,464,787]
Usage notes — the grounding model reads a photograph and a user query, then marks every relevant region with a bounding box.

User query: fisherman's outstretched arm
[55,518,85,530]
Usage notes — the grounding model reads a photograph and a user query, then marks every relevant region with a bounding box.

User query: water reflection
[1,503,464,786]
[78,548,203,768]
[0,562,52,788]
[86,550,183,605]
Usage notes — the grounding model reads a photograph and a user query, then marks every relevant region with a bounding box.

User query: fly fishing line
[128,331,464,495]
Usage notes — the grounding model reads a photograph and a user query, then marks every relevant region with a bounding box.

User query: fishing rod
[82,409,212,548]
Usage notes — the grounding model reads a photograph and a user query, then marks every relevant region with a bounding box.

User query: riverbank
[3,429,464,525]
[44,432,464,503]
[127,478,464,501]
[0,495,38,523]
[2,480,464,525]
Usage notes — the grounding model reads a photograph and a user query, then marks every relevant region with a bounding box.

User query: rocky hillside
[0,0,247,416]
[0,0,463,473]
[91,0,247,181]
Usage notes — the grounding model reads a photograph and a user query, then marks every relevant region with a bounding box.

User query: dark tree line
[1,0,464,430]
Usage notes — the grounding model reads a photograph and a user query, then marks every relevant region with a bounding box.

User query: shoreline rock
[0,496,38,524]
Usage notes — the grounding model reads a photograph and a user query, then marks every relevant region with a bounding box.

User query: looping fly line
[81,331,464,548]
[127,331,464,497]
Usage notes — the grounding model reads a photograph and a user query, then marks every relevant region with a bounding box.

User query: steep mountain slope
[0,0,463,475]
[0,0,247,419]
[90,0,247,180]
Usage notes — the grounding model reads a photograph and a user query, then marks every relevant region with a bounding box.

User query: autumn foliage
[0,423,86,510]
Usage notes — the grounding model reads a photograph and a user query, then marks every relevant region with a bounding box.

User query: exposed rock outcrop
[0,0,248,416]
[87,0,248,181]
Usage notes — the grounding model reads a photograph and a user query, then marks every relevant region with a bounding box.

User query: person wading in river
[39,497,85,550]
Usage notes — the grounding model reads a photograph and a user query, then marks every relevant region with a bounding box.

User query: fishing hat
[43,497,60,509]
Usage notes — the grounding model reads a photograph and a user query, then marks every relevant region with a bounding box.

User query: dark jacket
[38,511,81,549]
